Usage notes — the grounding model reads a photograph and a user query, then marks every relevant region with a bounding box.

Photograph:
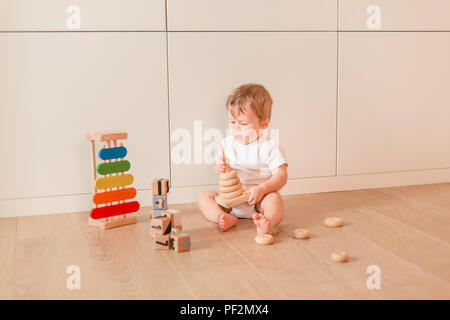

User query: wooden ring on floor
[293,229,310,239]
[324,217,343,227]
[254,234,274,245]
[331,251,348,263]
[219,177,239,187]
[219,170,237,180]
[219,182,242,193]
[221,189,244,199]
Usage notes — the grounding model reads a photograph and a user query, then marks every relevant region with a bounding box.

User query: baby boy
[197,83,288,235]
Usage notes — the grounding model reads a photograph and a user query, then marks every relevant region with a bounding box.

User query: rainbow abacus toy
[85,131,139,230]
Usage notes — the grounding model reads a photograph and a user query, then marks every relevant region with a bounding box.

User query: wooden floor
[1,183,450,299]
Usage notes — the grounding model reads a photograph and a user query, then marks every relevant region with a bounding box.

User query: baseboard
[1,167,450,218]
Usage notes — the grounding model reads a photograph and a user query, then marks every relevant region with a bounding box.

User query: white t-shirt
[218,135,287,190]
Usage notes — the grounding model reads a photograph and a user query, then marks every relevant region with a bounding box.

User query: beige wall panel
[340,0,450,31]
[338,32,450,175]
[168,0,337,31]
[0,0,165,31]
[0,32,169,200]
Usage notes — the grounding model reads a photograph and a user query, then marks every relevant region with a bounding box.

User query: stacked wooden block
[150,179,191,252]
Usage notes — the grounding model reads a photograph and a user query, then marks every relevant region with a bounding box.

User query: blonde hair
[226,83,273,123]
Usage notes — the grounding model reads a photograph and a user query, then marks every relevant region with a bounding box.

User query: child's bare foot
[219,213,238,231]
[253,213,271,235]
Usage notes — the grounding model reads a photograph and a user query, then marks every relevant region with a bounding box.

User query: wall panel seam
[336,0,340,176]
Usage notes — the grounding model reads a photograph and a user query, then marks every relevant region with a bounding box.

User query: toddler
[197,83,288,235]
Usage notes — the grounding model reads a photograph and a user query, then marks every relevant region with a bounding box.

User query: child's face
[227,105,269,144]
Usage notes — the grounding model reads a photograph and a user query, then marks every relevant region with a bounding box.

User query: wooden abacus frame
[86,131,139,230]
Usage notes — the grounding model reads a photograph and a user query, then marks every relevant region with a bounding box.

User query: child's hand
[214,155,229,175]
[243,185,265,206]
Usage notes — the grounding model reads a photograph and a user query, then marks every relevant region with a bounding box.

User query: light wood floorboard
[1,183,449,299]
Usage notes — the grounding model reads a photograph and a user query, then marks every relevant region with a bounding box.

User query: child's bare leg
[197,190,237,231]
[253,191,284,235]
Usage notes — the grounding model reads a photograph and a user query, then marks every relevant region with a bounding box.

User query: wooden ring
[293,229,310,239]
[219,170,237,180]
[324,217,343,227]
[221,189,243,199]
[219,182,242,193]
[219,177,239,187]
[254,234,274,245]
[331,251,348,263]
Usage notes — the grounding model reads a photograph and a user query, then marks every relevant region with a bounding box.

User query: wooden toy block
[165,209,182,226]
[85,131,128,142]
[150,217,172,235]
[152,195,167,210]
[170,232,191,252]
[163,212,175,227]
[153,234,172,250]
[151,209,168,219]
[152,178,170,195]
[173,213,181,227]
[151,211,174,227]
[152,210,182,232]
[214,145,249,209]
[151,209,178,221]
[171,225,183,233]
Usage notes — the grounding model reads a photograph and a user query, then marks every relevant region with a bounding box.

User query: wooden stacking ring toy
[293,229,310,239]
[254,234,275,245]
[215,145,248,208]
[324,217,343,227]
[219,170,237,180]
[331,251,349,263]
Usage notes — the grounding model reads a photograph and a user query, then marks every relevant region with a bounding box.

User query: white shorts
[231,202,257,219]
